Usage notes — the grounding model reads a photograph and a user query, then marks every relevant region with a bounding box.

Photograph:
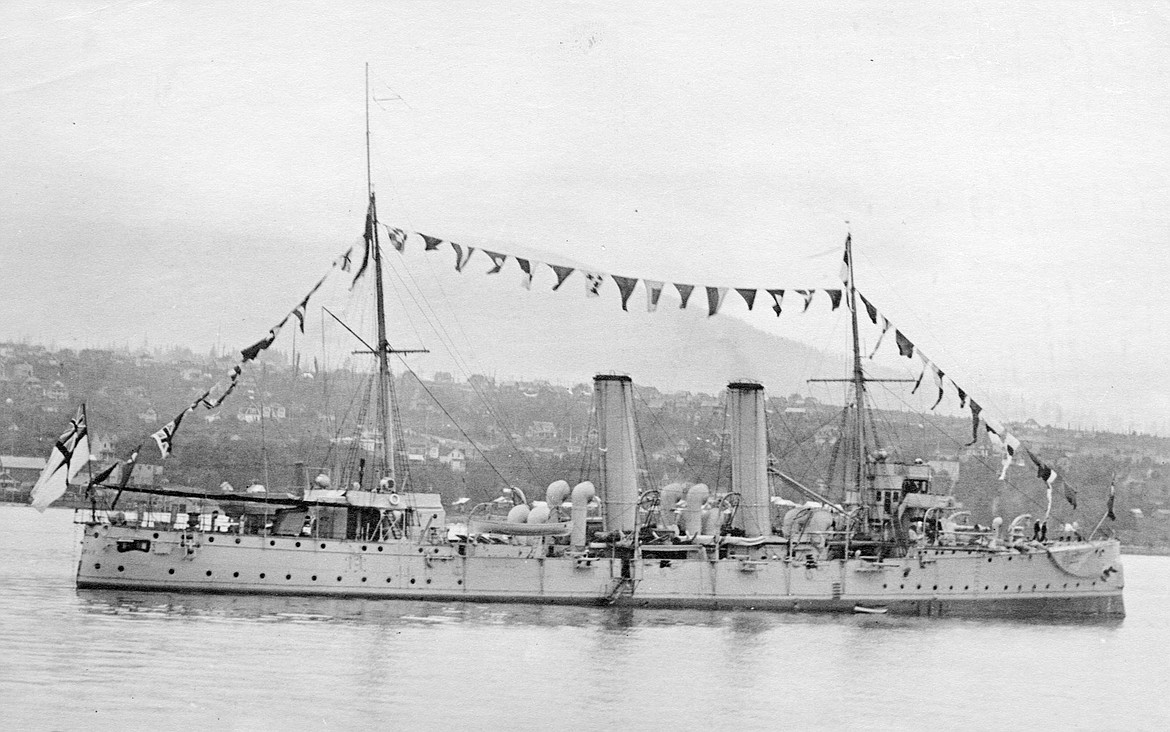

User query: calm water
[2,506,1167,731]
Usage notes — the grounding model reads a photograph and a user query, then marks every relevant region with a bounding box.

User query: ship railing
[75,508,234,533]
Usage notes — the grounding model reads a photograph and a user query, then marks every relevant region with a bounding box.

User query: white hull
[77,523,1125,617]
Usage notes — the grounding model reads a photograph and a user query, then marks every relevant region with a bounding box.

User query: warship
[54,75,1124,617]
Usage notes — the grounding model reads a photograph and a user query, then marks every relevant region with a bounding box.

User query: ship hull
[77,523,1125,618]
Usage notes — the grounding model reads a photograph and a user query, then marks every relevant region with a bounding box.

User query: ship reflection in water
[73,587,1122,631]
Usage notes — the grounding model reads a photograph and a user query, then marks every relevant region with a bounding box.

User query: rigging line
[381,253,430,348]
[771,403,849,473]
[631,405,655,494]
[632,386,704,481]
[852,256,1015,425]
[369,68,413,111]
[381,253,544,485]
[391,353,512,497]
[714,399,730,495]
[869,379,1048,513]
[576,402,598,486]
[691,392,731,482]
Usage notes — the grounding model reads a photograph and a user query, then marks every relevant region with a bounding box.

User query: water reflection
[74,587,1123,634]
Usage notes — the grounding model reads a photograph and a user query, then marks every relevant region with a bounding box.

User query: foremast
[367,63,398,490]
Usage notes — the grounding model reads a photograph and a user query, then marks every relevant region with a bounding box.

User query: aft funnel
[594,374,639,534]
[728,381,771,537]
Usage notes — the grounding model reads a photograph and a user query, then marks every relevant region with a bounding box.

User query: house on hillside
[439,447,466,473]
[262,404,286,421]
[237,405,261,424]
[527,421,557,440]
[405,440,428,463]
[91,434,119,462]
[44,380,69,401]
[814,425,840,446]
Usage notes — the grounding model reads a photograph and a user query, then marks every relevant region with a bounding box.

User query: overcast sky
[2,1,1168,433]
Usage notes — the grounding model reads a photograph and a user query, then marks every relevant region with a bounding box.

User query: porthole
[916,584,922,590]
[947,586,952,591]
[336,576,343,582]
[260,573,266,579]
[963,586,968,590]
[206,570,213,577]
[361,577,367,582]
[117,565,124,572]
[94,532,100,538]
[207,536,214,543]
[152,533,159,539]
[233,572,239,578]
[386,577,392,583]
[168,568,175,575]
[457,580,463,586]
[1032,584,1037,590]
[417,548,424,553]
[410,578,416,584]
[295,541,302,548]
[933,585,938,590]
[94,563,101,570]
[1045,584,1050,589]
[362,546,368,551]
[1004,585,1009,590]
[235,538,241,544]
[882,584,887,589]
[320,543,327,549]
[433,548,440,554]
[426,579,432,585]
[987,557,992,563]
[1017,584,1022,590]
[899,584,904,589]
[285,574,292,580]
[1007,556,1012,562]
[311,575,318,581]
[984,585,989,590]
[270,540,276,546]
[378,546,384,552]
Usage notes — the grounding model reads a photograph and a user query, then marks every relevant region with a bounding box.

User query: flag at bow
[30,405,90,511]
[152,410,189,459]
[84,461,119,499]
[119,444,142,488]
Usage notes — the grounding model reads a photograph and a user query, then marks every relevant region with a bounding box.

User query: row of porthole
[98,564,461,586]
[881,581,1089,591]
[122,534,444,554]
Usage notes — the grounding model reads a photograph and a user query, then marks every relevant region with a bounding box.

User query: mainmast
[844,233,866,502]
[367,63,395,488]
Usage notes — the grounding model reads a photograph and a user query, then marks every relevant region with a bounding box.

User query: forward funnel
[728,381,771,537]
[594,374,639,534]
